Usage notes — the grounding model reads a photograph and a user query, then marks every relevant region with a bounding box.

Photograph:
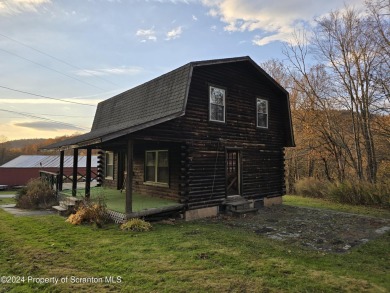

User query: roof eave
[40,111,186,151]
[101,111,186,143]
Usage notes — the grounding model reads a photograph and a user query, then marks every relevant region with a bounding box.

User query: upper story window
[257,98,268,128]
[105,151,114,179]
[209,86,226,123]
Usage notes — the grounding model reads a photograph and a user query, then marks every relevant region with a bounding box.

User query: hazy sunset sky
[0,0,365,141]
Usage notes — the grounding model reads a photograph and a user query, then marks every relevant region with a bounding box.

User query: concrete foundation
[264,196,283,207]
[184,206,218,221]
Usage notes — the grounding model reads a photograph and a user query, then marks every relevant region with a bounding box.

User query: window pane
[145,167,155,182]
[210,104,224,121]
[210,87,225,106]
[106,165,114,178]
[257,99,267,114]
[158,151,168,167]
[145,152,156,182]
[107,153,114,164]
[257,113,268,128]
[146,152,155,167]
[105,152,114,178]
[157,151,169,183]
[157,167,169,183]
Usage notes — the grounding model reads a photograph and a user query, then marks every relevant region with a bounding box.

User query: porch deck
[60,187,178,213]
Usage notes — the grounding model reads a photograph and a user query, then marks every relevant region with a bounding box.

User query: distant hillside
[0,135,92,165]
[1,139,46,149]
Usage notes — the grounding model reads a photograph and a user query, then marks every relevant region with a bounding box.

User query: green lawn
[284,195,390,218]
[0,197,15,205]
[0,190,17,195]
[0,197,389,292]
[0,190,16,205]
[60,187,178,213]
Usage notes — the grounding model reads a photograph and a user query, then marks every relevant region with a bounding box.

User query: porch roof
[42,56,294,151]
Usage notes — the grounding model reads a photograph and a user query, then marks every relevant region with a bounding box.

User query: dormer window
[257,98,268,128]
[209,86,225,123]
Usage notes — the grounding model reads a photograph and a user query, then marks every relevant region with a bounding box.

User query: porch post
[72,148,78,197]
[58,150,64,191]
[85,148,92,198]
[125,139,133,215]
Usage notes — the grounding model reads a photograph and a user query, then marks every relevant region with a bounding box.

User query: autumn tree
[282,3,389,183]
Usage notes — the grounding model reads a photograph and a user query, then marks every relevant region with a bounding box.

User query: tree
[283,4,389,183]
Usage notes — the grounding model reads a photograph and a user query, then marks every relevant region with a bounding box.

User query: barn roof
[43,56,294,150]
[0,155,98,168]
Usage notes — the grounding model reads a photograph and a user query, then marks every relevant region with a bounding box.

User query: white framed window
[257,98,268,128]
[105,151,114,179]
[209,86,226,122]
[145,150,169,185]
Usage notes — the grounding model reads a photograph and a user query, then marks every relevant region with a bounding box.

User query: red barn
[0,155,98,187]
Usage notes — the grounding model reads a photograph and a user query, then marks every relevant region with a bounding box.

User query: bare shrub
[15,178,57,209]
[66,197,109,227]
[327,180,390,207]
[294,177,390,207]
[294,177,327,198]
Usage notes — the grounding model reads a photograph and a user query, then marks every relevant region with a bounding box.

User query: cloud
[14,121,84,131]
[136,28,157,42]
[201,0,365,46]
[166,26,183,40]
[192,15,198,21]
[0,0,50,15]
[75,66,144,77]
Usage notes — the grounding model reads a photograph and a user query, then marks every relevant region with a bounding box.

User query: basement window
[256,98,268,128]
[145,150,169,185]
[209,86,226,123]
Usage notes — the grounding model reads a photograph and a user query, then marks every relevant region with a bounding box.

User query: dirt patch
[207,205,390,253]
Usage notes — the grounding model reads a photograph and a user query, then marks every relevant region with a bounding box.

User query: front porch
[61,187,178,213]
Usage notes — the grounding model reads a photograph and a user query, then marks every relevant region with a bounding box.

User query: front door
[226,150,241,196]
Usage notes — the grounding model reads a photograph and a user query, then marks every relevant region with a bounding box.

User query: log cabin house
[43,56,295,220]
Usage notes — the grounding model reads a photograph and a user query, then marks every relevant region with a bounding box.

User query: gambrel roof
[43,56,294,150]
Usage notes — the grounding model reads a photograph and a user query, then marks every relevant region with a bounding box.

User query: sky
[0,0,365,141]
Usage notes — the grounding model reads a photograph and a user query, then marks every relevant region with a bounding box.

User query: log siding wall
[103,142,181,200]
[127,62,288,209]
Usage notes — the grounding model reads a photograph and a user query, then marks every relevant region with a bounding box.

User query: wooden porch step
[225,200,251,207]
[59,201,75,208]
[222,195,257,215]
[226,195,243,201]
[64,197,82,204]
[52,204,72,216]
[52,205,67,212]
[53,197,83,216]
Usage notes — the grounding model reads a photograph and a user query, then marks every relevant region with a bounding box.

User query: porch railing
[39,170,60,192]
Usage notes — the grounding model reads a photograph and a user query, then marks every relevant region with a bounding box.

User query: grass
[0,190,17,195]
[0,190,16,205]
[284,195,390,219]
[61,187,178,213]
[0,198,15,205]
[0,198,389,292]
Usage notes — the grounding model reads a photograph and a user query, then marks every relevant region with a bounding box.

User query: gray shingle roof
[42,56,294,150]
[43,63,192,150]
[92,63,191,133]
